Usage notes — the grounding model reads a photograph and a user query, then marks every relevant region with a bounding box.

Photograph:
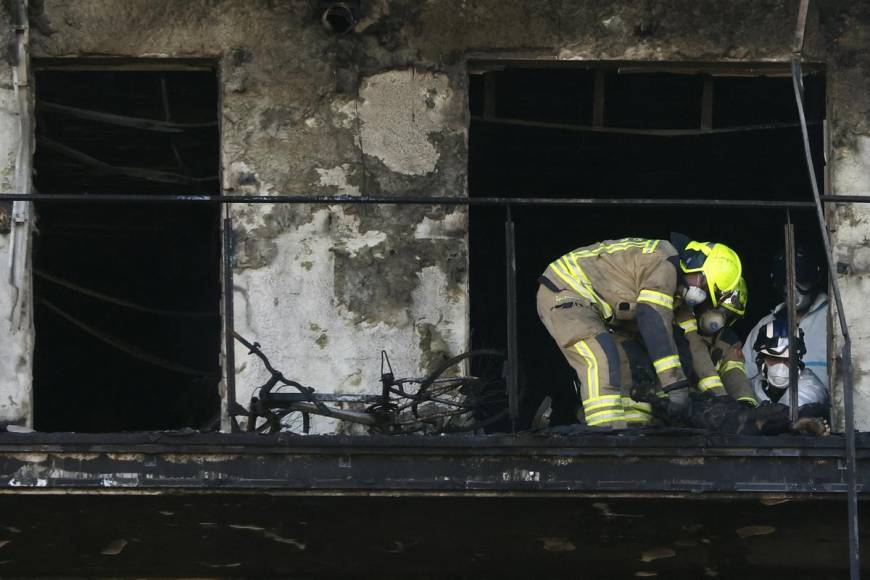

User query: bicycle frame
[236,332,506,435]
[236,332,408,432]
[256,396,378,427]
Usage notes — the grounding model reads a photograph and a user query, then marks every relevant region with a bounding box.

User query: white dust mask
[683,285,707,306]
[766,362,791,388]
[699,309,727,335]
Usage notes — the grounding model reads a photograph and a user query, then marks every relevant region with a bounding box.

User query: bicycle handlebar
[232,332,330,415]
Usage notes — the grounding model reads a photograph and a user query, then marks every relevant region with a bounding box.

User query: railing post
[504,205,519,431]
[785,218,799,422]
[222,206,238,432]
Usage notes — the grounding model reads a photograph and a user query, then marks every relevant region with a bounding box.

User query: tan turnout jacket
[541,238,687,389]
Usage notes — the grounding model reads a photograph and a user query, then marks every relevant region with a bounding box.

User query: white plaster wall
[0,233,33,426]
[222,67,469,434]
[830,136,870,431]
[231,206,468,434]
[0,57,31,426]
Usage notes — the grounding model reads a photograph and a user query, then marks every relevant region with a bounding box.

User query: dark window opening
[468,65,827,428]
[32,68,222,432]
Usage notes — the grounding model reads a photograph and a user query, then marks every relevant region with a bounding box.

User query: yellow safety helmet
[721,276,748,318]
[680,241,742,307]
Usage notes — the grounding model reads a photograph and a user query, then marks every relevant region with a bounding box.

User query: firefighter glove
[665,382,691,421]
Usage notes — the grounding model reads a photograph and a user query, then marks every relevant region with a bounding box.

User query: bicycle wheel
[411,349,508,434]
[251,409,307,434]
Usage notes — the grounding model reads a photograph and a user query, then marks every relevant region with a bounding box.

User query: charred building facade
[0,1,869,577]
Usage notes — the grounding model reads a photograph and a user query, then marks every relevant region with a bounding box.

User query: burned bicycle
[235,333,509,435]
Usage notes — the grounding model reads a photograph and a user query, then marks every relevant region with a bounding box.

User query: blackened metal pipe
[504,206,519,431]
[791,55,860,579]
[785,220,799,423]
[0,192,822,208]
[222,212,238,432]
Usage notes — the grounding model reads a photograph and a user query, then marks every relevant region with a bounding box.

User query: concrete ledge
[0,432,866,495]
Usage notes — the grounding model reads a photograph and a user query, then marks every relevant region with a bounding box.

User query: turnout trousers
[537,284,652,428]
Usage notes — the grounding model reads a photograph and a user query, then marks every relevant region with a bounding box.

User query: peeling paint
[358,69,454,176]
[413,212,467,240]
[315,164,361,196]
[329,97,358,130]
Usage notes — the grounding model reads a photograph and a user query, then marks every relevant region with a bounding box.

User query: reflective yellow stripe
[563,256,603,308]
[553,258,613,320]
[549,262,593,300]
[697,375,724,392]
[571,239,651,258]
[624,411,652,424]
[583,395,623,413]
[721,360,745,374]
[622,397,653,415]
[643,239,660,254]
[549,261,599,306]
[574,341,599,399]
[738,396,759,407]
[586,408,626,421]
[637,289,674,310]
[586,409,627,426]
[678,318,698,333]
[652,355,681,374]
[563,255,590,284]
[564,256,605,310]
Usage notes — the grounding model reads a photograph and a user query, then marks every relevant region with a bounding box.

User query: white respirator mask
[699,309,727,335]
[683,285,707,306]
[765,362,791,388]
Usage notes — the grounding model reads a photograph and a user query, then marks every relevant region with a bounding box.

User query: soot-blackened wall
[0,1,867,432]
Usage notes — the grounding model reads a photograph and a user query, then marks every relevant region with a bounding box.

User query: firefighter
[675,277,758,406]
[536,235,742,429]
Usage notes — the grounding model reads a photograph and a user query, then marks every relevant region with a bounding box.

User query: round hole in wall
[321,3,355,35]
